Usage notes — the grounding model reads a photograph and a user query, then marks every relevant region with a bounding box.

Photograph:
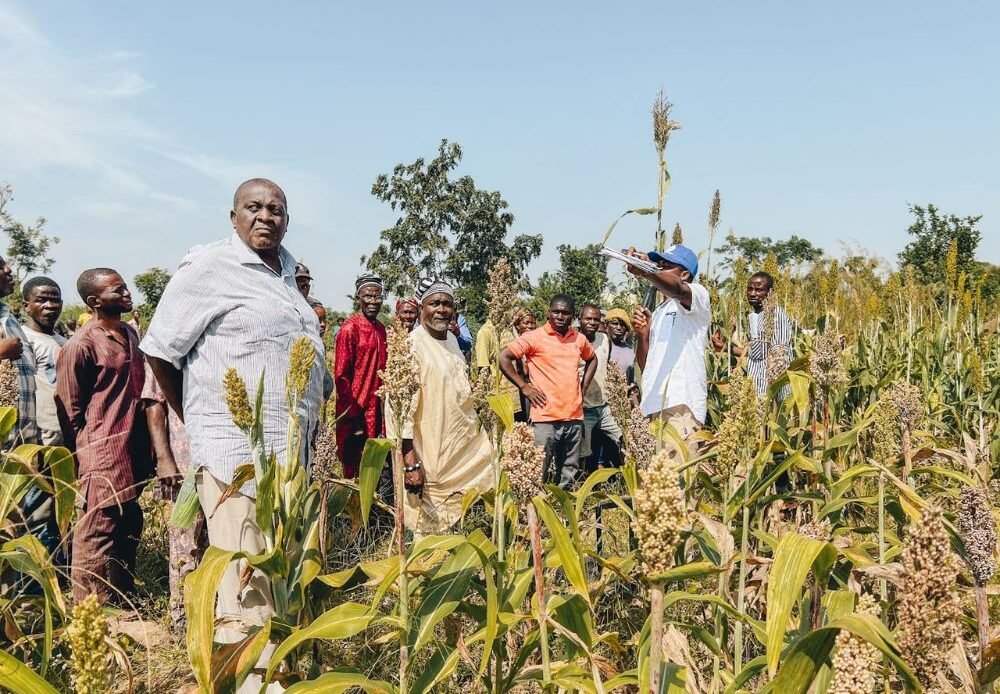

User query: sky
[1,1,997,311]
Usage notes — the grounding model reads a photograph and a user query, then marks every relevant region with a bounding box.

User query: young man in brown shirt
[56,268,160,604]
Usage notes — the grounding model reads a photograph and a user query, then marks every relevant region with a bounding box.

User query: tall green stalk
[392,442,409,693]
[527,503,551,688]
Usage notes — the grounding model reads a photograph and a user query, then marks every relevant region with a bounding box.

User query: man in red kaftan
[334,274,388,478]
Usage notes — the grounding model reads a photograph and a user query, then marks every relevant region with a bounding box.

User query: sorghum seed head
[708,190,721,231]
[223,367,253,431]
[896,505,962,687]
[829,593,880,694]
[652,89,680,154]
[501,422,545,504]
[624,403,656,469]
[888,379,922,430]
[0,358,18,409]
[67,594,110,694]
[671,222,683,245]
[310,421,338,487]
[715,368,762,479]
[377,319,420,425]
[286,335,316,404]
[810,330,848,393]
[958,486,997,585]
[633,447,686,577]
[486,257,517,331]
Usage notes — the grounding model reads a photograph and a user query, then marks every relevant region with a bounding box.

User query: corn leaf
[0,649,58,694]
[210,464,255,518]
[533,496,591,607]
[186,546,241,689]
[169,469,201,529]
[764,613,919,693]
[265,602,372,682]
[574,466,619,519]
[285,670,398,694]
[765,533,836,676]
[284,670,397,694]
[649,560,724,584]
[210,622,272,694]
[486,394,515,433]
[409,541,481,653]
[410,645,461,693]
[358,438,392,525]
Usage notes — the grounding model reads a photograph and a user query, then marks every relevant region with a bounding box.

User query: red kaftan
[334,314,388,478]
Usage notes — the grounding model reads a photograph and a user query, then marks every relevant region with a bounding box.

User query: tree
[898,203,982,285]
[363,139,543,322]
[716,232,823,268]
[133,267,172,314]
[0,182,60,285]
[529,243,610,317]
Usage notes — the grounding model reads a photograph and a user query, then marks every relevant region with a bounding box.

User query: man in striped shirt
[712,272,793,396]
[142,179,325,691]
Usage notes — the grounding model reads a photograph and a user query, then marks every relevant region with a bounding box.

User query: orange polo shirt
[506,322,596,422]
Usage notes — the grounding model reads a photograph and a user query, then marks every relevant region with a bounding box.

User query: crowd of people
[3,177,793,693]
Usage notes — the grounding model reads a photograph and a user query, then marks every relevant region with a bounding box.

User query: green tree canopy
[133,267,172,315]
[363,139,542,322]
[529,243,610,317]
[898,203,982,285]
[717,232,823,268]
[0,182,60,285]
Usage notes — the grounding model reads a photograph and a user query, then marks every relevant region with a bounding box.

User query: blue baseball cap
[647,244,698,279]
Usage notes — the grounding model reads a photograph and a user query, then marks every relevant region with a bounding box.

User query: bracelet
[404,461,422,473]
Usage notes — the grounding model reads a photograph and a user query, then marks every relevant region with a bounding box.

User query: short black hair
[307,297,324,309]
[750,271,775,290]
[77,268,119,304]
[550,293,576,311]
[580,302,602,316]
[22,276,60,301]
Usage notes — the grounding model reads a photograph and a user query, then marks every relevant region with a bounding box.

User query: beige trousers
[196,471,282,693]
[647,404,702,461]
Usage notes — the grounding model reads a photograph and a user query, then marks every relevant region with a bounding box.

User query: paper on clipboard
[598,246,660,274]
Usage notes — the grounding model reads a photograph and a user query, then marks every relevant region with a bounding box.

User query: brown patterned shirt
[55,320,152,510]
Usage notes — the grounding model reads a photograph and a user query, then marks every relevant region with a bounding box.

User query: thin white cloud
[79,70,153,99]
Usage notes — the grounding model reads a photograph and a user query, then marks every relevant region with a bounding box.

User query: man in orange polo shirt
[500,294,598,489]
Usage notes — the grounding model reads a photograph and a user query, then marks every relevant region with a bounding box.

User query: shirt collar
[543,321,577,340]
[230,233,296,277]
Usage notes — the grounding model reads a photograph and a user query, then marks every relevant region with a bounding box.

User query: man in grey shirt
[141,178,325,694]
[578,303,623,470]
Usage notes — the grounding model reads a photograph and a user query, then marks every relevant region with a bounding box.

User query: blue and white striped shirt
[140,234,325,497]
[746,305,793,397]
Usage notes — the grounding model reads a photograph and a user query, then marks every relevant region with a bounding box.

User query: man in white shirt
[142,179,325,694]
[628,244,710,457]
[20,276,67,445]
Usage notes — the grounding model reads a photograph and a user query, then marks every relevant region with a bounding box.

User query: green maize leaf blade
[358,437,392,524]
[210,622,272,694]
[186,546,241,689]
[765,533,835,676]
[486,393,515,433]
[265,602,372,682]
[409,541,481,653]
[284,670,397,694]
[533,497,591,607]
[0,648,58,694]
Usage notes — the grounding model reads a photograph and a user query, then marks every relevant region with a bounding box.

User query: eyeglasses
[359,294,384,302]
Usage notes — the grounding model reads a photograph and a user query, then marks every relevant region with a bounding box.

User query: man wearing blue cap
[626,244,710,456]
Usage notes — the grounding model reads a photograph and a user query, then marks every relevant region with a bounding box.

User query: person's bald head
[231,178,289,257]
[233,178,286,209]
